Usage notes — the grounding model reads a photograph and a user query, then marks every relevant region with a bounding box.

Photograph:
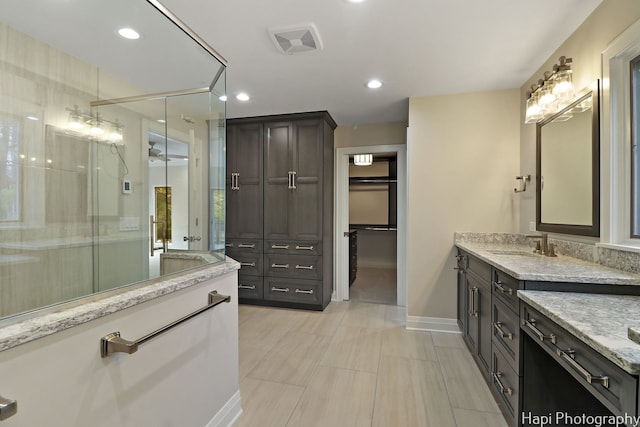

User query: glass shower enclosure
[0,0,227,319]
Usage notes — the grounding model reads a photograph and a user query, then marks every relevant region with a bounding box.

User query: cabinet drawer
[492,269,519,311]
[237,275,263,300]
[491,345,519,426]
[492,298,520,373]
[264,254,322,279]
[467,253,491,282]
[227,251,262,275]
[521,304,637,416]
[265,240,321,255]
[225,239,262,254]
[264,277,321,305]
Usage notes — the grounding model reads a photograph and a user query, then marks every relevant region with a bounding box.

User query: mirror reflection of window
[0,116,20,221]
[631,54,640,237]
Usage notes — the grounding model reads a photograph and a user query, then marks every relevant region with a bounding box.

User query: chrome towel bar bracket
[100,291,231,358]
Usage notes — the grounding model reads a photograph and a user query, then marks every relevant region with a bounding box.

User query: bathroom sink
[487,249,538,257]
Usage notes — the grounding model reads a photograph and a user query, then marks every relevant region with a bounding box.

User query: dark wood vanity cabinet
[227,112,336,310]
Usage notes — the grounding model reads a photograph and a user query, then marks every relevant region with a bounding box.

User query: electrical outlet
[529,221,536,232]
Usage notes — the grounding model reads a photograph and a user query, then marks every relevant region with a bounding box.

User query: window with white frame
[0,116,20,222]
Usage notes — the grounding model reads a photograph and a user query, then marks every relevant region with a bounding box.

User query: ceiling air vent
[267,23,323,55]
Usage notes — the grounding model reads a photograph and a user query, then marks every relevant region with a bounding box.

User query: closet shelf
[349,176,397,184]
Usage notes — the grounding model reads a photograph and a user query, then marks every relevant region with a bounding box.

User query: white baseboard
[206,390,242,427]
[406,316,461,334]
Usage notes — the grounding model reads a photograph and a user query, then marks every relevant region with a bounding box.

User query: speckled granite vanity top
[455,233,640,285]
[519,290,640,375]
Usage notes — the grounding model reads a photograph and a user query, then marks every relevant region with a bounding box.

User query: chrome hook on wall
[514,175,531,193]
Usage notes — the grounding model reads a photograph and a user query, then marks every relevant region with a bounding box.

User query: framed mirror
[536,81,600,236]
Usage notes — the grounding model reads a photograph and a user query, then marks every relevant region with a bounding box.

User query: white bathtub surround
[0,258,241,427]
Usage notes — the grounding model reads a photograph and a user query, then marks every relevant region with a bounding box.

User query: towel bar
[100,291,231,357]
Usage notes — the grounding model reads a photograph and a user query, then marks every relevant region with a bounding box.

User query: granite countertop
[0,257,240,352]
[455,240,640,285]
[519,290,640,375]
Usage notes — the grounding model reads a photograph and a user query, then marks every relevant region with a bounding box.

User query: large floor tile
[239,307,302,350]
[286,366,377,427]
[290,309,346,337]
[453,408,509,427]
[320,325,382,372]
[233,377,304,427]
[436,347,501,413]
[238,340,271,380]
[248,331,331,386]
[349,267,397,305]
[340,301,388,329]
[381,326,438,361]
[372,355,456,427]
[432,332,466,349]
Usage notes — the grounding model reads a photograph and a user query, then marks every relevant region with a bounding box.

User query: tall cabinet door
[226,123,263,239]
[264,121,293,240]
[291,120,323,241]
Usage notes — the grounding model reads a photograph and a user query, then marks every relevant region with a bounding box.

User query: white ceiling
[159,0,603,125]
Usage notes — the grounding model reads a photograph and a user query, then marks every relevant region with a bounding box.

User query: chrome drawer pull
[524,319,556,344]
[271,287,290,293]
[271,263,289,269]
[295,245,315,251]
[225,243,234,248]
[492,372,513,396]
[238,284,256,290]
[469,287,478,317]
[240,262,256,267]
[238,243,256,249]
[493,322,513,340]
[494,281,513,295]
[295,265,314,270]
[556,348,610,388]
[295,289,314,295]
[271,244,290,249]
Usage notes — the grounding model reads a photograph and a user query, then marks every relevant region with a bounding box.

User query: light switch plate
[529,221,536,232]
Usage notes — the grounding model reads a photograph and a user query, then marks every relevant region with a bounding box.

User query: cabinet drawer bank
[455,245,640,427]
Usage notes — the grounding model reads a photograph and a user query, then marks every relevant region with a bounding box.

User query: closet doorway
[335,144,407,306]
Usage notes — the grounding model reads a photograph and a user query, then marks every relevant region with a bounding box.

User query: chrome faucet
[526,232,556,257]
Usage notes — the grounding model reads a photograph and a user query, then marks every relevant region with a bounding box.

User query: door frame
[334,144,407,306]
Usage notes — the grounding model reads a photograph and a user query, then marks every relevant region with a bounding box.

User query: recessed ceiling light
[219,95,228,102]
[366,79,383,89]
[236,93,250,101]
[157,119,166,124]
[26,115,39,121]
[118,28,140,40]
[346,0,366,3]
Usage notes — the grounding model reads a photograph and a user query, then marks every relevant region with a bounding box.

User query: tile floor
[349,267,397,305]
[233,300,507,427]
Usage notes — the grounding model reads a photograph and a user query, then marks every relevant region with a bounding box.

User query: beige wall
[407,89,520,319]
[335,121,407,148]
[519,0,640,234]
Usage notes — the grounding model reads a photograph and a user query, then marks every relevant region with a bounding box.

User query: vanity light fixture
[66,105,124,142]
[118,28,140,40]
[524,56,574,124]
[366,79,383,89]
[354,153,373,166]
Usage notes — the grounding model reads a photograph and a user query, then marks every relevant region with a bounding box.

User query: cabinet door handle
[271,244,290,250]
[238,243,256,249]
[240,262,256,267]
[238,284,256,290]
[295,289,314,295]
[493,322,513,340]
[271,287,290,293]
[231,172,240,190]
[492,371,513,396]
[469,287,478,317]
[287,171,293,189]
[295,265,314,270]
[493,280,513,295]
[235,173,241,190]
[295,245,314,251]
[524,319,556,344]
[291,171,297,189]
[556,348,609,388]
[271,263,289,269]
